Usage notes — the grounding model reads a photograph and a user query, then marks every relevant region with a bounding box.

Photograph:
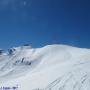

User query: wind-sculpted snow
[0,44,90,90]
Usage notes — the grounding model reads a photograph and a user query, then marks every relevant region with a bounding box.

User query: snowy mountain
[0,44,90,90]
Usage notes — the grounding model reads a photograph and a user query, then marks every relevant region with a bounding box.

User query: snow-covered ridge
[0,44,90,90]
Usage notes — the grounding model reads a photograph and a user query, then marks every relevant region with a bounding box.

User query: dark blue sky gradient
[0,0,90,49]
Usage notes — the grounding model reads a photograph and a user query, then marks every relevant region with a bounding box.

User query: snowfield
[0,44,90,90]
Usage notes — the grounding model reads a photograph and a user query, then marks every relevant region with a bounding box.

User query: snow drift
[0,44,90,90]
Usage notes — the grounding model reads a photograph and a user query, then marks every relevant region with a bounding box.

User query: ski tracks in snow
[34,60,90,90]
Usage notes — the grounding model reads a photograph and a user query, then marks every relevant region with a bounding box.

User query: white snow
[0,44,90,90]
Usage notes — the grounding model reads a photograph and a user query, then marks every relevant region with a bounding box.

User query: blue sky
[0,0,90,49]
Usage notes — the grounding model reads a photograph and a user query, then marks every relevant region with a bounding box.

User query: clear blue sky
[0,0,90,49]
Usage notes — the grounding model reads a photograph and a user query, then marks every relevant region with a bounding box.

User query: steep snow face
[0,44,90,90]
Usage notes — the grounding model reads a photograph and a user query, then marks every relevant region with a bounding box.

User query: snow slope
[0,44,90,90]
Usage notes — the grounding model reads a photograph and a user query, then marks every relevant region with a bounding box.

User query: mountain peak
[0,44,90,90]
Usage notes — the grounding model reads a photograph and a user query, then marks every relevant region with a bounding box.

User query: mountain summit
[0,44,90,90]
